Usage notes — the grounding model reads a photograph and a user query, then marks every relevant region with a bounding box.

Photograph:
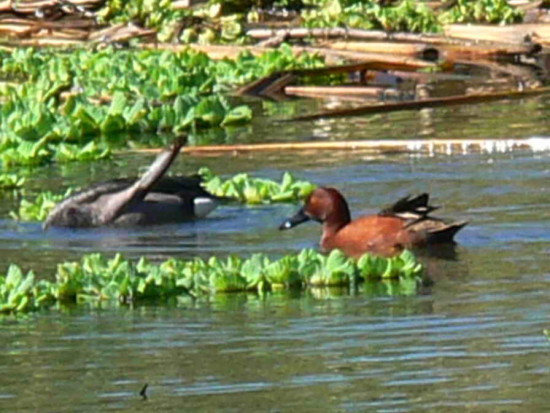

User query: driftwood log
[132,137,550,155]
[288,86,550,122]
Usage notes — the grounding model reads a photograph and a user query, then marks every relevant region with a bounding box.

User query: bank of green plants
[0,249,424,314]
[0,46,324,169]
[94,0,524,43]
[302,0,440,33]
[301,0,522,32]
[438,0,523,25]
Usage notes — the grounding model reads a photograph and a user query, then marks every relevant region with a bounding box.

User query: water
[0,95,549,411]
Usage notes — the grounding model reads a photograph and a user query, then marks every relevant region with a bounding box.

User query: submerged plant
[0,249,424,313]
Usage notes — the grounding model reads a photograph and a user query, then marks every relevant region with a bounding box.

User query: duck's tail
[423,220,468,244]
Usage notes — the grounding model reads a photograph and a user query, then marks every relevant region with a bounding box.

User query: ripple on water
[0,138,549,411]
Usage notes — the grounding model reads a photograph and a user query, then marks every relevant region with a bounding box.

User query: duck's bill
[279,208,310,230]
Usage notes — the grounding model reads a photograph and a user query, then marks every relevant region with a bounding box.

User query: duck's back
[324,215,412,258]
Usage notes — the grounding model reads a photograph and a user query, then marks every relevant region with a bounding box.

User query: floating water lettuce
[200,167,317,204]
[0,260,57,313]
[11,189,74,222]
[0,249,424,314]
[54,142,111,163]
[0,47,325,168]
[0,173,25,190]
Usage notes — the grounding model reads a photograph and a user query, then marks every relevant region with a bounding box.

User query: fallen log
[325,41,439,60]
[288,86,550,122]
[284,85,404,100]
[0,37,84,47]
[237,60,436,97]
[247,26,542,49]
[140,42,438,69]
[0,0,102,13]
[326,40,540,61]
[132,137,550,155]
[445,24,550,45]
[247,27,447,44]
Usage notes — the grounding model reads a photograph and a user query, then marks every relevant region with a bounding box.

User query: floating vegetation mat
[0,249,423,314]
[10,170,317,222]
[0,46,324,168]
[199,168,316,204]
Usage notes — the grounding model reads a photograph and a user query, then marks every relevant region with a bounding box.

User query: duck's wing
[380,193,468,244]
[379,193,439,221]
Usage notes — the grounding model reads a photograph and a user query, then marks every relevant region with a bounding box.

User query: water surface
[0,96,549,411]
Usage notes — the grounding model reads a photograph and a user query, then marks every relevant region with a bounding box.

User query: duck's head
[279,187,351,230]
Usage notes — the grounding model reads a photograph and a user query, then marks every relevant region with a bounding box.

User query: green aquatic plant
[439,0,523,25]
[0,173,25,190]
[0,265,37,313]
[0,249,424,313]
[200,167,317,204]
[11,189,73,222]
[0,47,325,168]
[301,0,522,33]
[302,0,440,33]
[48,0,525,47]
[97,0,187,42]
[54,142,111,163]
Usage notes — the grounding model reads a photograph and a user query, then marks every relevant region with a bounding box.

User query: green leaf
[221,105,252,126]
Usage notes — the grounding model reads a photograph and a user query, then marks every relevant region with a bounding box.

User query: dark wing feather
[379,193,439,220]
[380,193,468,243]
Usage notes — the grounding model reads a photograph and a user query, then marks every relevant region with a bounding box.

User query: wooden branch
[287,86,550,122]
[445,24,550,45]
[0,0,102,13]
[237,58,437,97]
[247,27,446,44]
[130,137,550,155]
[140,42,438,68]
[246,27,541,49]
[0,37,84,47]
[326,41,437,59]
[284,85,404,100]
[326,40,539,61]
